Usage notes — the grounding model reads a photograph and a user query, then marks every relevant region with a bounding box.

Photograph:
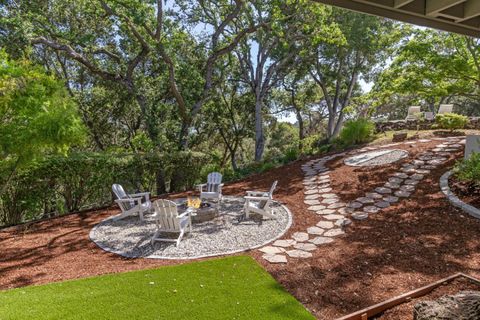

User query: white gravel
[89,196,292,259]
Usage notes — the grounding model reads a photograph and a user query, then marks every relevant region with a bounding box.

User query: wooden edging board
[335,273,480,320]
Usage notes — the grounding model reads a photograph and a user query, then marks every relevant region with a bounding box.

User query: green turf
[0,256,314,320]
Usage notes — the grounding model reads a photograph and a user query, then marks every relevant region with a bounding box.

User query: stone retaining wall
[375,117,480,132]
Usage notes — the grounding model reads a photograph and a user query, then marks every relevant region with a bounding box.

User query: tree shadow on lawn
[268,171,480,319]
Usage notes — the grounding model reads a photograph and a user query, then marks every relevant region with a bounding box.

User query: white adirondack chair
[438,104,454,115]
[424,111,434,121]
[112,184,151,221]
[151,199,193,247]
[198,172,224,203]
[244,180,278,219]
[405,106,422,121]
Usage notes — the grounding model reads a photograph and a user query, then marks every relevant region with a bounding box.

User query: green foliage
[0,52,85,164]
[337,119,375,147]
[453,152,480,185]
[0,256,314,320]
[435,113,468,132]
[0,151,209,226]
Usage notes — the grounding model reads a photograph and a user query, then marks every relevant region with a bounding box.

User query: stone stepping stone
[375,187,392,194]
[322,198,339,204]
[292,232,309,242]
[324,228,345,237]
[404,179,419,185]
[418,139,431,143]
[309,236,334,245]
[428,159,446,165]
[415,169,430,174]
[401,167,417,174]
[328,202,346,209]
[323,214,345,220]
[304,171,317,177]
[317,221,334,229]
[294,243,317,251]
[273,239,296,247]
[384,182,401,189]
[383,196,399,203]
[262,254,287,264]
[363,206,380,214]
[318,188,333,193]
[432,148,444,152]
[260,246,286,254]
[445,148,460,152]
[410,174,424,180]
[317,209,336,215]
[366,192,383,199]
[305,189,319,195]
[286,249,313,258]
[307,226,325,235]
[348,202,363,209]
[400,185,415,192]
[392,172,409,179]
[421,165,437,170]
[356,197,375,204]
[308,205,327,211]
[394,190,411,198]
[335,218,352,227]
[412,160,425,166]
[351,212,369,220]
[321,193,338,199]
[305,194,321,200]
[388,177,404,184]
[375,201,390,208]
[304,185,318,190]
[305,200,321,206]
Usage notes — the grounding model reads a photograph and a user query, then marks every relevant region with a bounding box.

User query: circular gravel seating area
[344,149,408,166]
[90,196,292,259]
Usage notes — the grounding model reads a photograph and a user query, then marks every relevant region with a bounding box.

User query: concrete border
[440,170,480,219]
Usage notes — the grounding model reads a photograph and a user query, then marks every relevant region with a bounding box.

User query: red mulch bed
[375,277,480,319]
[449,176,480,208]
[2,139,480,320]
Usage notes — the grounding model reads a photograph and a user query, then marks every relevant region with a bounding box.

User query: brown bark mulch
[1,139,480,320]
[449,175,480,208]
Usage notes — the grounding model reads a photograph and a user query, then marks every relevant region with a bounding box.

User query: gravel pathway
[90,196,292,259]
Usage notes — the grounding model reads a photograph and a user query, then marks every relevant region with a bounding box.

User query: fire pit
[179,197,218,223]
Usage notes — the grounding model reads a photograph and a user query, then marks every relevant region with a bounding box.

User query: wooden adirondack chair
[151,199,193,247]
[112,184,151,221]
[405,106,422,121]
[244,181,278,219]
[198,172,224,203]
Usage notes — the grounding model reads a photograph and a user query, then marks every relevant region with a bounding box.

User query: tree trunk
[254,97,264,162]
[295,109,305,152]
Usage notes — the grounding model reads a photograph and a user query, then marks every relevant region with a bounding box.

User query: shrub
[435,113,468,132]
[453,152,480,185]
[337,118,375,147]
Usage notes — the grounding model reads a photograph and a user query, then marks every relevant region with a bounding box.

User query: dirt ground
[2,137,480,320]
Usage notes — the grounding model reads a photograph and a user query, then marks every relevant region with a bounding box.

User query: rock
[404,179,419,185]
[348,202,363,209]
[356,197,375,204]
[293,243,317,251]
[383,196,399,203]
[316,208,336,215]
[388,177,404,184]
[413,291,480,320]
[292,232,309,242]
[335,218,352,227]
[308,205,327,211]
[375,187,392,194]
[366,192,384,199]
[262,254,287,263]
[259,246,286,254]
[316,221,334,229]
[318,188,333,193]
[286,249,313,258]
[328,202,346,209]
[322,198,339,204]
[321,193,338,199]
[351,212,369,220]
[309,236,334,245]
[395,190,411,198]
[305,194,321,200]
[410,173,424,180]
[375,201,391,208]
[323,214,345,220]
[393,172,409,179]
[324,228,345,237]
[384,182,401,189]
[273,239,296,248]
[305,200,321,206]
[364,206,380,214]
[306,226,324,235]
[304,189,319,195]
[400,184,415,192]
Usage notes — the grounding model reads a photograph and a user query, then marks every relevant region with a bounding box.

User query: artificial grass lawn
[0,256,314,320]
